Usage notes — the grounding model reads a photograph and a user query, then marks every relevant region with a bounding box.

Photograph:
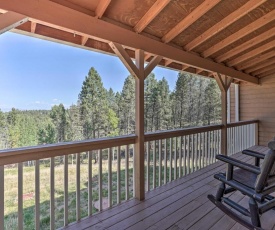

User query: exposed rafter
[203,10,275,58]
[253,64,275,76]
[164,59,173,66]
[134,0,170,33]
[0,11,28,34]
[144,53,152,61]
[30,21,36,33]
[246,57,275,74]
[162,0,220,43]
[216,26,275,63]
[258,67,275,78]
[95,0,111,19]
[81,36,89,46]
[237,50,275,70]
[182,65,189,71]
[227,40,275,67]
[184,0,267,51]
[0,0,259,84]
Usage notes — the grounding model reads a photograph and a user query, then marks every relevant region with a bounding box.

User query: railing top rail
[144,124,223,142]
[227,120,259,128]
[0,135,137,166]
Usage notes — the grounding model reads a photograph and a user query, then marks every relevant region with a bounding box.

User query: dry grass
[4,152,134,230]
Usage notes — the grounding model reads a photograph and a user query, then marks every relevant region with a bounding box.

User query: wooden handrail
[227,120,259,128]
[0,120,259,166]
[144,124,223,142]
[0,135,137,166]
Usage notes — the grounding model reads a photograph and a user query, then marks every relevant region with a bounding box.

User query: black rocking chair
[208,140,275,230]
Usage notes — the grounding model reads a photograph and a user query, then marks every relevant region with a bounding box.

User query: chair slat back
[255,140,275,192]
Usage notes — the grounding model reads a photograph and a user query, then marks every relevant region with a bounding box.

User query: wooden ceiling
[0,0,275,84]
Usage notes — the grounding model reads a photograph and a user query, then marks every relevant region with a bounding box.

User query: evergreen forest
[0,67,221,150]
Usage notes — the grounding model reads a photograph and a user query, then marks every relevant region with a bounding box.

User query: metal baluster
[108,148,112,207]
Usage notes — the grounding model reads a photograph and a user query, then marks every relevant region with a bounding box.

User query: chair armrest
[216,155,261,175]
[242,149,265,159]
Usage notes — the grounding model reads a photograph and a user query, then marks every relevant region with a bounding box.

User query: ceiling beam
[184,0,267,51]
[95,0,111,19]
[236,50,275,70]
[227,40,275,67]
[162,0,220,43]
[134,0,170,33]
[0,0,258,84]
[0,11,28,34]
[216,26,275,63]
[202,10,275,58]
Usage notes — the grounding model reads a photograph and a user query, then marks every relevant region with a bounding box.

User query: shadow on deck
[64,145,275,230]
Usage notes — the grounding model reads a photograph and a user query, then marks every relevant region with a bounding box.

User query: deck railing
[0,120,258,229]
[0,135,136,230]
[227,120,259,156]
[144,124,222,191]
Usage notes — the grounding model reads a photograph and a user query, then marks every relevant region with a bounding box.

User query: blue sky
[0,32,178,112]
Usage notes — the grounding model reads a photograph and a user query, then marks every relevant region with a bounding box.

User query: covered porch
[0,0,275,229]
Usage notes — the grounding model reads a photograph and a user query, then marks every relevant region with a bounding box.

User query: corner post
[214,73,232,156]
[134,49,145,200]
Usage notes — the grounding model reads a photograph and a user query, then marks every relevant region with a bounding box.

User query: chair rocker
[208,140,275,230]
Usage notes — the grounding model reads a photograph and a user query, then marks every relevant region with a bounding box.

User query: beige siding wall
[239,74,275,146]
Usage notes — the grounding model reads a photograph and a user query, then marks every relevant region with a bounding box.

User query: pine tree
[202,79,221,125]
[118,76,135,135]
[156,77,171,130]
[50,104,68,142]
[67,104,83,141]
[79,67,109,138]
[144,73,158,132]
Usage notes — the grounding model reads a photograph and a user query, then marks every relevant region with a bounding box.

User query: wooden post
[109,42,162,200]
[213,73,232,156]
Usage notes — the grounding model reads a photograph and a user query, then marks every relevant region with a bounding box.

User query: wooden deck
[64,146,275,230]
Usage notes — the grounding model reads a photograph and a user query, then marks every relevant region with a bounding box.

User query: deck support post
[109,42,162,200]
[213,73,232,156]
[0,11,28,35]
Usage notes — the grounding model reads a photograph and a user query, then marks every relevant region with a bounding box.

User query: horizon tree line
[0,67,221,150]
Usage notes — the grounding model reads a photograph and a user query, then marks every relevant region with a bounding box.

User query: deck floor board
[64,145,275,230]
